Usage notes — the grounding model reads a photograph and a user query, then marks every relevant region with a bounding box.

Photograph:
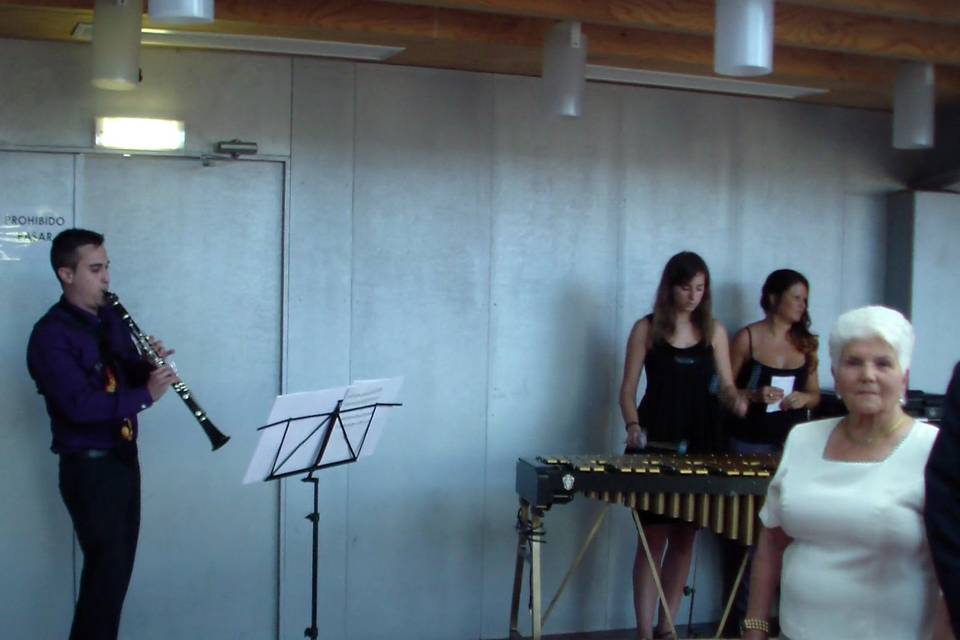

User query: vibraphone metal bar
[510,453,778,640]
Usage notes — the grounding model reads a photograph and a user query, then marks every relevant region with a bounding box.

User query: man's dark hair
[50,228,104,276]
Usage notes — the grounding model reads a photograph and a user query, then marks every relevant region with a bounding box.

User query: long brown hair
[650,251,713,344]
[760,269,819,369]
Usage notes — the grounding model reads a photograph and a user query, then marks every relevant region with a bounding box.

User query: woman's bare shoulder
[734,321,764,338]
[711,318,732,342]
[630,315,653,335]
[627,316,654,349]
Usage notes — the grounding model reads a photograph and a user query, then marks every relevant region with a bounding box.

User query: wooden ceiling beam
[3,0,960,109]
[374,0,960,65]
[6,0,960,65]
[9,0,960,25]
[0,0,903,90]
[783,1,960,24]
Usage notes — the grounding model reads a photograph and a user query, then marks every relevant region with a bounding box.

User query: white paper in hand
[767,375,796,413]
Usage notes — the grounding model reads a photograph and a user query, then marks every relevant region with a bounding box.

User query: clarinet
[106,292,230,451]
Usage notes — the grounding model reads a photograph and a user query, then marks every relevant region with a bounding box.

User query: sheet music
[318,377,403,464]
[242,427,285,485]
[344,377,403,458]
[243,378,403,484]
[242,386,346,484]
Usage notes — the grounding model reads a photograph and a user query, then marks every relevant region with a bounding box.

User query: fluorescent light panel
[95,117,186,151]
[72,23,404,61]
[587,65,827,99]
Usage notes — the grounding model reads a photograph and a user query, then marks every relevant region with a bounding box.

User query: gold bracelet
[742,618,770,634]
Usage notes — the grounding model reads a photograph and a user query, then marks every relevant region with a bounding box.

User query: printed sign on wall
[1,212,69,264]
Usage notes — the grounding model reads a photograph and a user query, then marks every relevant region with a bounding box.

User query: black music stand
[245,383,402,639]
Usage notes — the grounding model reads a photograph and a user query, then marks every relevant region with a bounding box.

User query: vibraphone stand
[509,491,767,637]
[510,500,683,640]
[715,547,751,639]
[630,509,680,639]
[509,501,544,640]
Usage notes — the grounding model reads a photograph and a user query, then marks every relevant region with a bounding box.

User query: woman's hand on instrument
[147,335,175,360]
[742,630,768,640]
[146,364,178,401]
[625,423,647,450]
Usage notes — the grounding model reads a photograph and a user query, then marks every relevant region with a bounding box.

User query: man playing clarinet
[26,228,178,640]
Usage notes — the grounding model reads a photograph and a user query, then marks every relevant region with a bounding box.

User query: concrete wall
[886,191,960,394]
[0,37,912,639]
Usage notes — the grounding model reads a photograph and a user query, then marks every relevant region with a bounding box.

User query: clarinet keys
[106,292,230,452]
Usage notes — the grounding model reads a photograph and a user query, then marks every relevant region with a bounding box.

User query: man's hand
[147,335,175,361]
[147,365,178,401]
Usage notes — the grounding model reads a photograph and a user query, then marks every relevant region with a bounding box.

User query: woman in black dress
[729,269,820,454]
[725,269,821,630]
[619,251,746,639]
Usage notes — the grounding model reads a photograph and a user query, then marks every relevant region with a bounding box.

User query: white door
[81,154,283,640]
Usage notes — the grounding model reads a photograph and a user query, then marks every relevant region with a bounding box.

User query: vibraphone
[509,452,779,640]
[517,453,778,545]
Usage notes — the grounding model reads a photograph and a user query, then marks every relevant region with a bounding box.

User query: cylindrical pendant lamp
[148,0,214,24]
[714,0,774,77]
[92,0,143,91]
[893,62,935,150]
[542,21,587,118]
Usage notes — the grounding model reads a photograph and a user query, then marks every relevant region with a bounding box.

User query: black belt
[61,448,113,459]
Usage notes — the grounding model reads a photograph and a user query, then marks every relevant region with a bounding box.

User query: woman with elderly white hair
[741,305,952,640]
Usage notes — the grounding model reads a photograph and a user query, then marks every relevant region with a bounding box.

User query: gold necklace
[841,414,909,446]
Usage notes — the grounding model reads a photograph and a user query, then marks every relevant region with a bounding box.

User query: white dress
[759,417,940,640]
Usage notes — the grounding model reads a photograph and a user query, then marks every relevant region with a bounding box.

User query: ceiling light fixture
[542,21,587,118]
[586,66,826,100]
[91,0,142,90]
[714,0,774,77]
[148,0,214,24]
[72,23,405,61]
[893,62,935,150]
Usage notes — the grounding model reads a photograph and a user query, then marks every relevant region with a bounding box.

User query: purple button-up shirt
[27,296,154,454]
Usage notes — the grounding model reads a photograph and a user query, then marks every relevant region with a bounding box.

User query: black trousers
[59,449,141,640]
